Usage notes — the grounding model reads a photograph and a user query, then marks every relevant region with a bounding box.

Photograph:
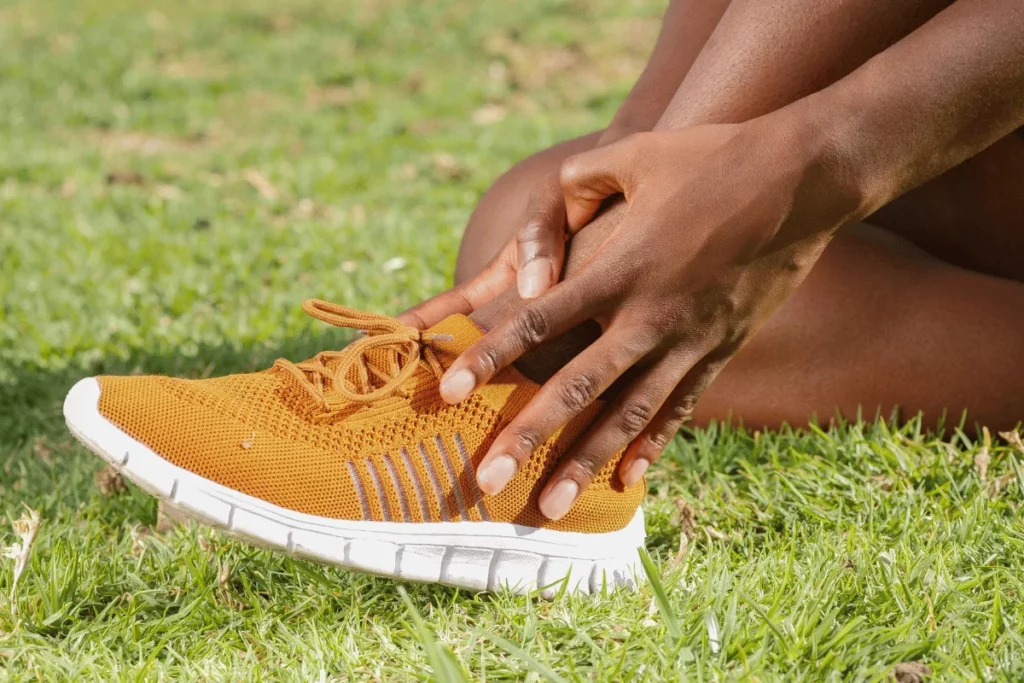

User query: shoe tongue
[424,314,485,367]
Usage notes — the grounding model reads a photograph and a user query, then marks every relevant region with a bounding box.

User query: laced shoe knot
[274,299,453,411]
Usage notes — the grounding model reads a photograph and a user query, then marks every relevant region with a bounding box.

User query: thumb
[516,173,567,300]
[559,132,649,232]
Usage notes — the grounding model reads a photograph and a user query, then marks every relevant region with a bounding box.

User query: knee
[455,131,606,283]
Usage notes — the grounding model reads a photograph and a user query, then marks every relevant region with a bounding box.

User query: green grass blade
[471,627,568,683]
[638,547,681,640]
[398,587,468,683]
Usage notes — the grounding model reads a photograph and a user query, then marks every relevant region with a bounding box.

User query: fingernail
[539,479,579,520]
[440,368,476,403]
[518,259,550,299]
[477,454,517,495]
[621,458,650,487]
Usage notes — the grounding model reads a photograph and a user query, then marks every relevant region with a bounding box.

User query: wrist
[753,94,880,232]
[773,89,894,224]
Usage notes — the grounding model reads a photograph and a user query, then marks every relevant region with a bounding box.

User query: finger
[439,269,609,404]
[538,353,685,520]
[559,132,650,231]
[398,256,515,329]
[516,173,567,300]
[475,329,654,497]
[619,353,731,486]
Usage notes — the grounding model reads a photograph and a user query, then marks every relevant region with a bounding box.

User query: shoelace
[274,299,453,411]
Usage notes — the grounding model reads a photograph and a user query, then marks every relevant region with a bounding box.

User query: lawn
[1,0,1022,679]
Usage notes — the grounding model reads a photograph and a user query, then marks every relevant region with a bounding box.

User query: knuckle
[647,429,673,451]
[618,400,654,436]
[558,373,601,413]
[567,452,604,483]
[669,395,698,421]
[496,240,519,267]
[518,220,550,249]
[511,427,544,456]
[635,319,673,347]
[476,344,504,376]
[515,306,550,346]
[542,171,561,192]
[559,156,584,188]
[622,131,654,160]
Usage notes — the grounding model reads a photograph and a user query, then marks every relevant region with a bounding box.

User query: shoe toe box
[94,374,366,520]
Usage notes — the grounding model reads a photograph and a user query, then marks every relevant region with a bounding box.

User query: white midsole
[63,377,645,594]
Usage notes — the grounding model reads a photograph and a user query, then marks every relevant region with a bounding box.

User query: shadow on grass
[0,331,349,515]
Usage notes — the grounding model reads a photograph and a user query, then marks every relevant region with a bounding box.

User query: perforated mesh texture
[96,314,645,533]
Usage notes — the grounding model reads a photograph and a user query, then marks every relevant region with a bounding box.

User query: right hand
[436,119,862,518]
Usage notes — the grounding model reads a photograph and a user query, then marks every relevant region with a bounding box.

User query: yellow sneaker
[64,299,646,594]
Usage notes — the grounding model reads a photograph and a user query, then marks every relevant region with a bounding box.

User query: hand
[398,171,567,330]
[438,113,865,520]
[398,128,644,330]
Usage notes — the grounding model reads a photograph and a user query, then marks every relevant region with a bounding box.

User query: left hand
[398,131,652,331]
[438,113,865,520]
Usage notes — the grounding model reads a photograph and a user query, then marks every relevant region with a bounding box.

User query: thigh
[455,131,603,283]
[870,133,1024,282]
[696,223,1024,431]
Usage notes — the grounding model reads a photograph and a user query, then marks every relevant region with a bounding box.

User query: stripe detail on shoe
[382,453,413,523]
[399,446,431,523]
[418,441,451,522]
[365,458,392,522]
[434,434,471,522]
[345,461,370,521]
[454,432,491,521]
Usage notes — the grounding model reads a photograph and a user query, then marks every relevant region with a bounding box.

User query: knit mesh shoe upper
[95,300,645,533]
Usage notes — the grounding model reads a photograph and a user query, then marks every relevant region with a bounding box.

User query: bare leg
[870,133,1024,282]
[695,225,1024,429]
[459,138,1024,431]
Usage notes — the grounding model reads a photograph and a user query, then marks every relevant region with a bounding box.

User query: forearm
[799,0,1024,214]
[600,0,729,143]
[654,0,953,129]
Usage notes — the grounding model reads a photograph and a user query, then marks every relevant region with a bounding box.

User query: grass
[1,0,1022,679]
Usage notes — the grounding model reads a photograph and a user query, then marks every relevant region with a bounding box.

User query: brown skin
[454,141,1024,434]
[438,0,733,311]
[403,0,1024,521]
[422,0,956,323]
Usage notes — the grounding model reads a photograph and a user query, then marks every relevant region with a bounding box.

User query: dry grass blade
[95,465,127,496]
[999,429,1024,453]
[891,661,931,682]
[155,502,186,533]
[2,506,41,615]
[671,498,696,566]
[243,168,278,200]
[974,427,991,481]
[671,531,689,567]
